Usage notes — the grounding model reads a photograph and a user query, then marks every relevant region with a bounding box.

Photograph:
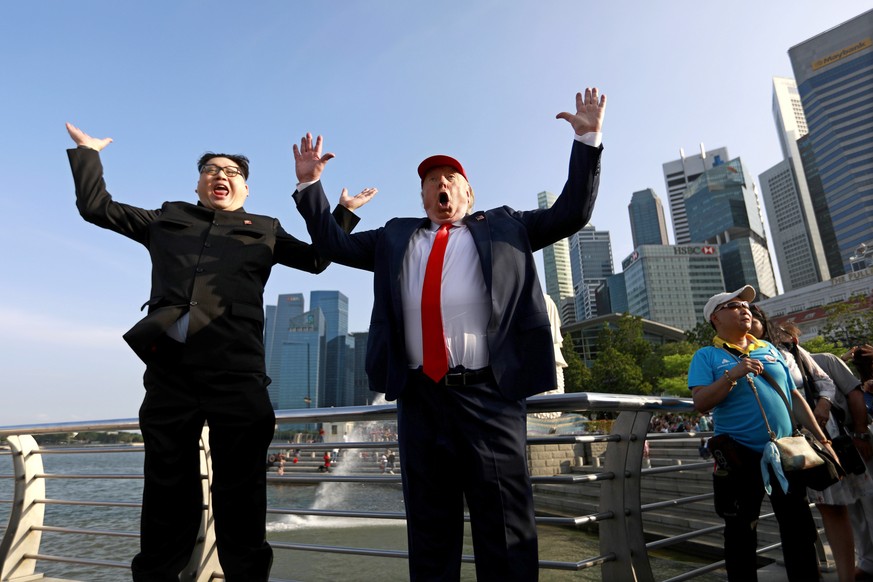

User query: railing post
[0,435,46,582]
[181,424,222,581]
[599,411,654,582]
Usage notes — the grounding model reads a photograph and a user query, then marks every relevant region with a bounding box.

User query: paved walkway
[757,561,841,581]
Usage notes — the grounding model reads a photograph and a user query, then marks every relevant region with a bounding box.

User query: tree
[561,333,591,393]
[820,292,873,348]
[598,314,652,363]
[642,341,696,388]
[800,336,843,357]
[656,353,694,396]
[590,346,652,395]
[685,321,715,349]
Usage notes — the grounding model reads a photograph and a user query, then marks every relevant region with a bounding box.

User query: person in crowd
[65,123,369,582]
[854,345,873,415]
[750,308,871,582]
[292,86,606,581]
[688,285,834,581]
[852,345,873,580]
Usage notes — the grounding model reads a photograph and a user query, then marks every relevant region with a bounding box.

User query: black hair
[748,304,790,345]
[197,152,250,180]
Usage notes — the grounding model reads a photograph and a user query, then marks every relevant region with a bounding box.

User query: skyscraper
[569,224,613,321]
[685,157,778,298]
[349,331,372,406]
[310,291,352,407]
[264,293,305,408]
[277,308,325,414]
[621,244,725,330]
[628,188,669,247]
[789,10,873,273]
[758,77,831,292]
[662,146,730,245]
[537,191,576,325]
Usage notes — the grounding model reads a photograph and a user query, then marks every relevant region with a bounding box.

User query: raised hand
[293,133,335,183]
[66,122,113,151]
[556,87,607,136]
[339,187,378,212]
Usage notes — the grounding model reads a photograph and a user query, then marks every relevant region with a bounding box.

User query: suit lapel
[465,212,492,294]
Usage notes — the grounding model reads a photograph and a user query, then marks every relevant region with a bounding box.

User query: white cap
[703,285,756,322]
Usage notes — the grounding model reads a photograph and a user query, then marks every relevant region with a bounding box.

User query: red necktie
[422,224,452,382]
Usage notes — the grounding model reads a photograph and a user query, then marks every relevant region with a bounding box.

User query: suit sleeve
[513,140,602,252]
[293,180,381,272]
[67,147,158,245]
[273,205,361,273]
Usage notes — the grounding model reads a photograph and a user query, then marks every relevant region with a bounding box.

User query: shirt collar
[713,333,768,354]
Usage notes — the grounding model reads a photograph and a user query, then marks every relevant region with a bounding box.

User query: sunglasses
[714,301,750,314]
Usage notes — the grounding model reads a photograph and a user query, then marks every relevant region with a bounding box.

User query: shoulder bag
[722,347,844,490]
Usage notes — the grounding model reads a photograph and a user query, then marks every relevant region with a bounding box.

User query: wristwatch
[851,432,872,441]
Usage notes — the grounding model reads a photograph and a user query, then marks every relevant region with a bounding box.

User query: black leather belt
[440,367,492,387]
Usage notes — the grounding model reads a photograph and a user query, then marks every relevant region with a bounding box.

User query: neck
[721,331,749,347]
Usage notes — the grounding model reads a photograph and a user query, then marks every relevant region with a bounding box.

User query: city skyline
[1,2,870,425]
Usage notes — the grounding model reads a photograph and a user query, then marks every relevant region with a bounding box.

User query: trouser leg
[713,441,765,581]
[132,364,204,582]
[204,370,275,582]
[769,473,819,581]
[398,383,465,581]
[850,493,873,574]
[451,383,538,582]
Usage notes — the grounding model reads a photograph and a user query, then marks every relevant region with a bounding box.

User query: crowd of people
[690,284,873,582]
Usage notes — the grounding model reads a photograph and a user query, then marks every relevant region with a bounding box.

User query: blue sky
[1,1,869,426]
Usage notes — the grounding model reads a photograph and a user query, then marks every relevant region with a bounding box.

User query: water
[0,449,722,581]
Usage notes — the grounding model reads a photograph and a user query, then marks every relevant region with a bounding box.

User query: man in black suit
[65,123,369,582]
[292,87,606,581]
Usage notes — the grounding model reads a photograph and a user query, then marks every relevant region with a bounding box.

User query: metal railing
[0,392,824,581]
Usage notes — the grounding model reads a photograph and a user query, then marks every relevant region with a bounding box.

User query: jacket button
[196,268,204,273]
[190,301,198,306]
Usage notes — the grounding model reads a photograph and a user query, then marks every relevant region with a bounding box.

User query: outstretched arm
[556,87,607,136]
[66,123,113,151]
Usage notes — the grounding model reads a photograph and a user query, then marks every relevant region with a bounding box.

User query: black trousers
[130,339,275,582]
[397,371,538,582]
[712,437,819,582]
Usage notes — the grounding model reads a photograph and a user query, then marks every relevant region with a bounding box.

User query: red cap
[417,155,467,182]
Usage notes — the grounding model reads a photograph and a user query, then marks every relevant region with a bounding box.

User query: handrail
[0,392,825,581]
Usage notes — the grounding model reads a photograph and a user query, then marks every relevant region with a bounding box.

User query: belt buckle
[443,372,465,387]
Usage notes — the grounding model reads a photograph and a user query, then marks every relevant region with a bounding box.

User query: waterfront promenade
[1,395,853,581]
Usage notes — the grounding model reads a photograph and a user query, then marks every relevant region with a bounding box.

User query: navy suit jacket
[294,140,602,401]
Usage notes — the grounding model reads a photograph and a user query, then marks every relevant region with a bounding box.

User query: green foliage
[800,335,844,357]
[658,376,691,397]
[662,353,693,377]
[685,321,715,349]
[820,292,873,348]
[590,346,652,395]
[598,314,652,362]
[642,342,697,388]
[561,333,591,393]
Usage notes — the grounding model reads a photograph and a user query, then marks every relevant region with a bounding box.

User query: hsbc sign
[673,246,716,255]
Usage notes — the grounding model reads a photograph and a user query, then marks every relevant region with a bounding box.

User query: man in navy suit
[293,87,606,581]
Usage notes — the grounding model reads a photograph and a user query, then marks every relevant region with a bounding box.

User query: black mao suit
[294,140,602,581]
[67,147,358,582]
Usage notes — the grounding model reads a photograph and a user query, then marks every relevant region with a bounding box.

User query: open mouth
[213,185,229,197]
[439,192,449,206]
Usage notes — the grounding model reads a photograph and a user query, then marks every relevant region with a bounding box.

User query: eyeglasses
[201,164,244,178]
[714,301,750,314]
